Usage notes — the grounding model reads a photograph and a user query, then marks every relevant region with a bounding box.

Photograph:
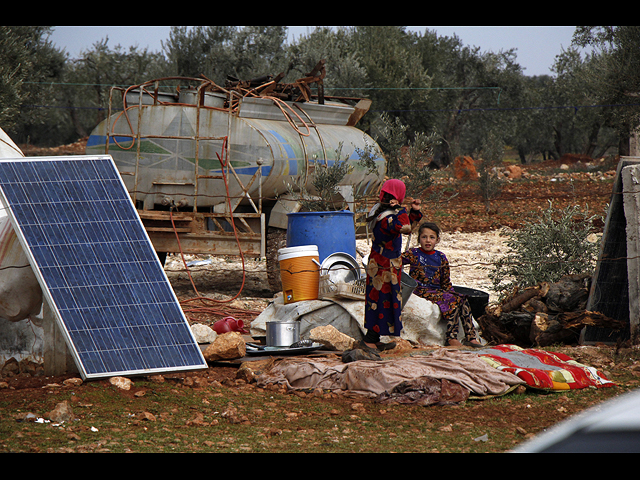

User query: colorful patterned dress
[364,207,422,337]
[401,247,477,342]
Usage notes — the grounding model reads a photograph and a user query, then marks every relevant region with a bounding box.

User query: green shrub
[489,202,602,298]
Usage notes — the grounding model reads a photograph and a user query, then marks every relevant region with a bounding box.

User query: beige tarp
[255,348,525,397]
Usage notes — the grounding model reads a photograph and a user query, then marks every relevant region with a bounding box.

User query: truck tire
[266,226,286,293]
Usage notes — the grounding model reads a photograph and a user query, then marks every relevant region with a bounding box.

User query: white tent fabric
[0,216,42,322]
[0,128,41,323]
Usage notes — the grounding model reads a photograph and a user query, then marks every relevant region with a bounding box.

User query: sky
[48,26,580,77]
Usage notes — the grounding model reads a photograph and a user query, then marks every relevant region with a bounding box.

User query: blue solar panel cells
[0,156,207,379]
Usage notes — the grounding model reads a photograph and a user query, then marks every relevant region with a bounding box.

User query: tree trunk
[619,132,631,156]
[553,125,563,159]
[517,147,527,164]
[67,98,87,139]
[583,122,601,158]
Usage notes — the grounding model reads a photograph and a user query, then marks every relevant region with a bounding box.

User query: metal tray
[321,252,361,284]
[245,342,323,356]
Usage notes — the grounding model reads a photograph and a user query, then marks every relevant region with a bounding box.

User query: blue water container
[286,211,356,263]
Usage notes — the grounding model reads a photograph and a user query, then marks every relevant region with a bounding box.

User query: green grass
[2,373,631,453]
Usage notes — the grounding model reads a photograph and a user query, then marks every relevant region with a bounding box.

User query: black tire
[266,226,286,293]
[157,251,167,266]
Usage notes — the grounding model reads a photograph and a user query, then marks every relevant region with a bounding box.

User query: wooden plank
[622,164,640,342]
[145,227,192,233]
[583,157,640,344]
[138,211,193,222]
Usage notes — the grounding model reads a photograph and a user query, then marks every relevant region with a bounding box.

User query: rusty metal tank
[85,76,385,294]
[86,84,386,216]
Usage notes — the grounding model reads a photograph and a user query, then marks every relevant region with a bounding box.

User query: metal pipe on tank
[294,103,328,169]
[88,81,386,213]
[134,85,145,206]
[194,82,203,210]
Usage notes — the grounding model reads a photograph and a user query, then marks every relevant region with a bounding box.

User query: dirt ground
[3,144,636,452]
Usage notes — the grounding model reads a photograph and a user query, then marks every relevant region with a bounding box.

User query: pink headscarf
[379,179,406,204]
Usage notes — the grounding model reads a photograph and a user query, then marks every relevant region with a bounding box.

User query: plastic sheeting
[250,295,365,341]
[0,128,41,323]
[0,128,23,159]
[0,215,42,322]
[250,291,463,347]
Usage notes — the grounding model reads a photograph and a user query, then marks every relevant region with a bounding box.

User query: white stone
[109,376,133,390]
[191,323,217,344]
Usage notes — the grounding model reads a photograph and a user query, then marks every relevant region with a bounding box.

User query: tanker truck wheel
[266,227,286,293]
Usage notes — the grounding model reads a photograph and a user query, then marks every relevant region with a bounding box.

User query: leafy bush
[284,142,356,212]
[489,202,602,298]
[373,113,436,197]
[297,157,354,212]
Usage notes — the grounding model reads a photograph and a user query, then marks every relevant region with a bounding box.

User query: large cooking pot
[266,321,300,347]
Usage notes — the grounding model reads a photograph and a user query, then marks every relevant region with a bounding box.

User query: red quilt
[478,344,616,391]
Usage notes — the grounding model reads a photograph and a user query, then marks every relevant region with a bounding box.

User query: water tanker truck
[86,63,387,292]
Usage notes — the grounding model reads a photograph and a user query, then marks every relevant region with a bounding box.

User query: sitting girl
[401,222,483,348]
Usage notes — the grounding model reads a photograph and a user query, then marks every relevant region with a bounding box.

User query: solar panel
[0,155,208,379]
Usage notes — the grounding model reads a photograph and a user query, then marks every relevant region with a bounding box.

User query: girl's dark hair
[367,192,401,221]
[380,192,395,204]
[418,222,441,238]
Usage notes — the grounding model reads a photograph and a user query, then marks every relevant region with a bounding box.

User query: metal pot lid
[321,252,361,284]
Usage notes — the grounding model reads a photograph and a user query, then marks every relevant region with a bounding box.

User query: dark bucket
[401,272,417,310]
[453,286,490,319]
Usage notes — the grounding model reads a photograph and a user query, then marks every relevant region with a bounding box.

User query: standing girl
[363,179,422,350]
[402,222,483,348]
